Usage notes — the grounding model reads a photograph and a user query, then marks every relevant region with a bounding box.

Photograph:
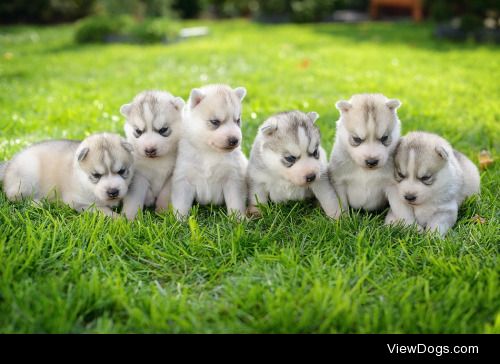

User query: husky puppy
[385,131,480,236]
[247,111,341,218]
[0,133,134,216]
[171,84,248,219]
[120,90,184,219]
[329,94,402,211]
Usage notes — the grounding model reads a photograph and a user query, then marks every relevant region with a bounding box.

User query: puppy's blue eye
[352,136,363,145]
[285,155,297,164]
[209,119,221,127]
[158,127,169,136]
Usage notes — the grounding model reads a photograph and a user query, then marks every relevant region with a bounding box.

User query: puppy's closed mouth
[405,200,419,206]
[213,144,238,152]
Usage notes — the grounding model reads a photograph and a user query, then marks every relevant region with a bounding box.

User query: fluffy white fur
[247,110,341,218]
[385,131,480,236]
[1,133,134,216]
[329,94,402,211]
[120,90,184,219]
[171,84,248,219]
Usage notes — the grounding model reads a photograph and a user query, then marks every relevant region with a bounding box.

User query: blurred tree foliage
[0,0,173,23]
[2,0,498,26]
[428,0,499,30]
[94,0,174,18]
[171,0,203,19]
[0,0,94,23]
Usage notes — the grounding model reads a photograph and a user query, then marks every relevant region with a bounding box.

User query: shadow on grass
[0,70,28,81]
[41,42,102,54]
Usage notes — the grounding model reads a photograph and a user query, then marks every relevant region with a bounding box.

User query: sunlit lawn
[0,19,498,333]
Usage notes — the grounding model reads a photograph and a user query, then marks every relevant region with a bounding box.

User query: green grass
[0,20,499,333]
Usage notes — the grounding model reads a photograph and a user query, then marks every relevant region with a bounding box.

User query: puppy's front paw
[325,206,342,219]
[384,213,399,225]
[122,208,138,221]
[173,211,189,222]
[246,205,262,219]
[155,204,169,214]
[110,211,123,220]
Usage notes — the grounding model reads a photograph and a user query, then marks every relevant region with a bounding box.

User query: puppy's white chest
[413,206,433,226]
[344,170,388,211]
[186,158,231,205]
[267,179,311,202]
[135,157,174,196]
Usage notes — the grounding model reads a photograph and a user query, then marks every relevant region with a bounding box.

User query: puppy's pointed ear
[171,96,185,111]
[121,140,134,153]
[234,87,246,101]
[386,99,401,110]
[189,88,205,109]
[435,145,449,161]
[120,103,132,117]
[335,100,352,113]
[307,111,319,123]
[77,147,89,162]
[260,118,278,136]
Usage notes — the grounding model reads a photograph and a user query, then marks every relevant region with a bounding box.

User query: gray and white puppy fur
[385,131,480,236]
[171,84,248,219]
[0,133,134,216]
[120,90,184,219]
[247,111,341,218]
[329,93,401,211]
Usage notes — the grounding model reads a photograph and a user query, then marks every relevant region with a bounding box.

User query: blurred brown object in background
[479,150,494,170]
[370,0,423,22]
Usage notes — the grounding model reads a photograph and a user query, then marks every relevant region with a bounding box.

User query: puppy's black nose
[107,188,119,198]
[227,137,239,147]
[365,159,379,167]
[305,173,316,183]
[145,147,157,157]
[404,194,417,202]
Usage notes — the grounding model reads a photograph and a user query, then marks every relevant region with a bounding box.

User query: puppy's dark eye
[397,171,406,179]
[380,135,389,144]
[420,175,432,184]
[209,119,221,127]
[352,136,363,146]
[235,118,241,126]
[135,128,143,137]
[118,168,127,176]
[158,127,169,136]
[312,148,319,159]
[91,173,102,179]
